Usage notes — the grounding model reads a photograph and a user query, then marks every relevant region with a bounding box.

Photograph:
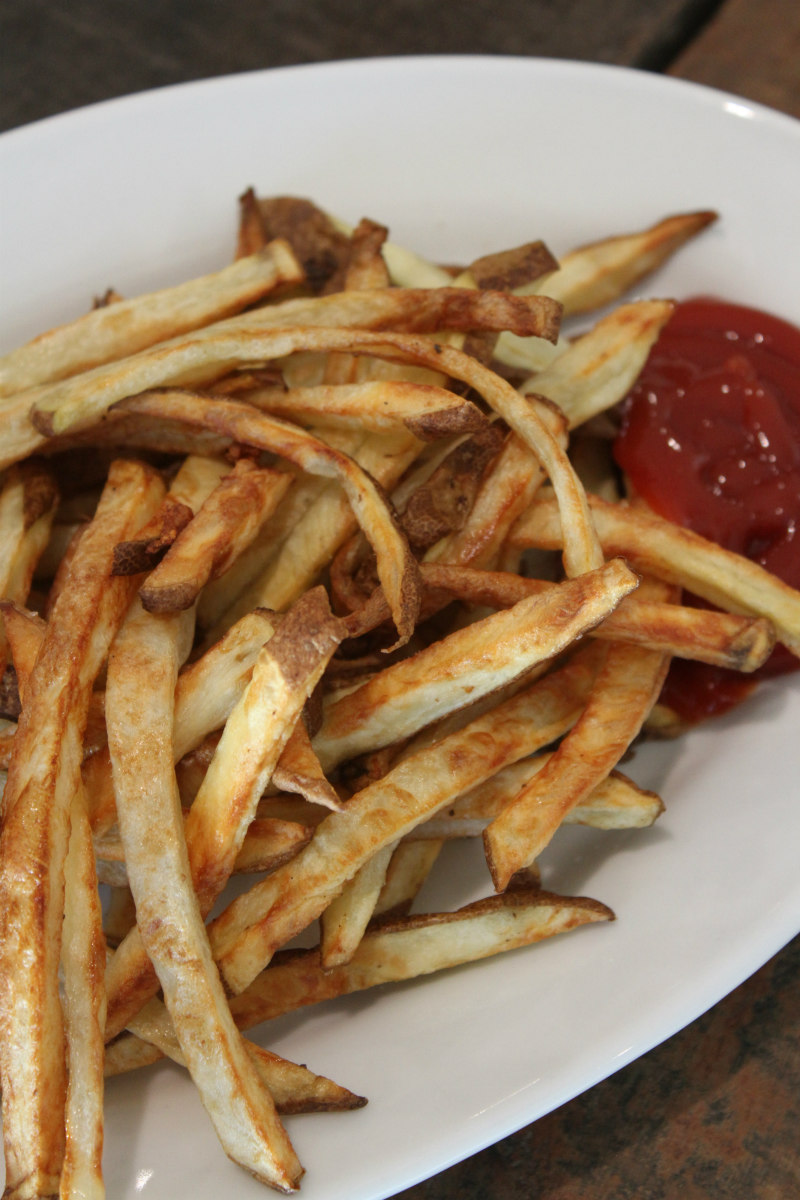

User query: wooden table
[1,2,798,1198]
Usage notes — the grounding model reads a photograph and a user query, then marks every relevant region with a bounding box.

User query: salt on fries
[0,195,798,1197]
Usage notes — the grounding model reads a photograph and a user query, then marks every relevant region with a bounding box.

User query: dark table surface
[1,2,798,1198]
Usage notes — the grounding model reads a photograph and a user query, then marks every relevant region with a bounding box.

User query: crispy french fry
[60,782,106,1200]
[230,890,614,1025]
[116,992,367,1113]
[528,210,718,316]
[0,243,303,396]
[0,459,164,1198]
[105,588,345,1042]
[519,300,675,429]
[512,491,800,658]
[373,839,444,920]
[410,757,664,839]
[314,558,638,772]
[247,378,488,439]
[208,640,606,993]
[106,596,303,1191]
[320,844,396,968]
[138,460,291,613]
[415,563,776,671]
[484,584,672,889]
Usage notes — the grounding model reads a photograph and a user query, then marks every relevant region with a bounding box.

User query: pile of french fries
[1,192,798,1197]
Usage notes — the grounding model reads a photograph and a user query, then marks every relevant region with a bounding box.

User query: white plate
[2,56,800,1200]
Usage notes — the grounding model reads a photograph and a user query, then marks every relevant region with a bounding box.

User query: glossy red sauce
[614,298,800,721]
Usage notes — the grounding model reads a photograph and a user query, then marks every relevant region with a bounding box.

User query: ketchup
[614,298,800,722]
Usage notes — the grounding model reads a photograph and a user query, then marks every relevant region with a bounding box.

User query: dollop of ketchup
[614,298,800,722]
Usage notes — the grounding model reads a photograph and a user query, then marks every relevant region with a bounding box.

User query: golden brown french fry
[512,491,800,658]
[105,1027,367,1114]
[208,639,609,993]
[229,890,614,1025]
[172,607,277,761]
[117,993,367,1113]
[138,460,291,612]
[247,378,488,439]
[0,243,303,396]
[519,300,675,429]
[412,755,664,839]
[528,210,718,316]
[320,844,396,968]
[373,840,444,920]
[484,598,671,890]
[415,562,776,671]
[314,558,638,772]
[60,781,106,1200]
[0,458,164,1199]
[105,588,345,1042]
[106,596,303,1191]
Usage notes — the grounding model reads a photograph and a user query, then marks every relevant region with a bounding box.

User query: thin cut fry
[105,589,345,1042]
[512,491,800,658]
[139,460,291,612]
[527,210,718,316]
[106,597,303,1192]
[484,589,672,889]
[520,300,675,429]
[0,243,303,396]
[230,890,615,1025]
[314,558,637,771]
[209,642,606,993]
[0,459,164,1199]
[60,782,106,1200]
[320,844,396,968]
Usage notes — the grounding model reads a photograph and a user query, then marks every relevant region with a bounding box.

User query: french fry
[120,994,367,1113]
[0,458,164,1199]
[0,243,304,396]
[138,460,291,612]
[104,1021,367,1115]
[320,843,396,968]
[519,299,675,429]
[229,890,615,1025]
[414,563,776,671]
[512,490,800,658]
[60,781,106,1200]
[105,588,345,1042]
[526,210,718,316]
[106,595,304,1191]
[484,583,673,889]
[410,757,664,839]
[208,639,610,993]
[246,378,488,439]
[314,558,637,772]
[373,839,444,920]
